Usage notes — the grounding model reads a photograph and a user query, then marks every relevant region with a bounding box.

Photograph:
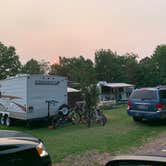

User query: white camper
[0,74,68,126]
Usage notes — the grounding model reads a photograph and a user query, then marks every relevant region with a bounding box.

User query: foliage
[50,56,96,86]
[1,41,166,87]
[119,53,140,86]
[95,49,120,82]
[95,49,139,85]
[151,45,166,85]
[82,84,99,109]
[21,58,49,74]
[0,42,21,79]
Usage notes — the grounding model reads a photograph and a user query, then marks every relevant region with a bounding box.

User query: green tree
[151,45,166,85]
[138,57,154,87]
[0,42,21,79]
[95,49,121,82]
[94,49,140,85]
[120,53,140,85]
[22,58,46,74]
[50,56,96,86]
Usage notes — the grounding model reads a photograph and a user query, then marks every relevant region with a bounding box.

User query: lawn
[1,105,166,163]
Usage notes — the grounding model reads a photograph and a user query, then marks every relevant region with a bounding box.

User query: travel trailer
[0,74,68,126]
[97,81,135,105]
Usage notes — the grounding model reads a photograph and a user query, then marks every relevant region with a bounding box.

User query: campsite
[1,1,166,165]
[1,105,166,165]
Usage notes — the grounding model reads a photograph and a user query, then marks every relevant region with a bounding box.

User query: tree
[0,42,21,79]
[151,45,166,85]
[138,57,154,87]
[50,56,96,86]
[94,49,140,85]
[119,53,140,85]
[22,58,46,74]
[95,49,121,82]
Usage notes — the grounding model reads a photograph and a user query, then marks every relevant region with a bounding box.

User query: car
[105,155,166,166]
[0,130,52,166]
[127,86,166,121]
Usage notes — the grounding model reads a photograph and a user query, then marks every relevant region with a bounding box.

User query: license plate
[137,105,148,110]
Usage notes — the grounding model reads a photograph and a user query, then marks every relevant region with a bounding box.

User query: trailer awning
[101,83,134,88]
[67,87,80,93]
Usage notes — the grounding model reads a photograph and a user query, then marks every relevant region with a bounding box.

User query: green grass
[1,105,166,163]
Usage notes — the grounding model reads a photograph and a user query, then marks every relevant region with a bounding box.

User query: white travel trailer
[0,74,68,126]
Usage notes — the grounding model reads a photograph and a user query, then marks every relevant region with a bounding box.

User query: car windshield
[130,90,157,100]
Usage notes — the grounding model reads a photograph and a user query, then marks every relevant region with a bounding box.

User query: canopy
[99,82,134,88]
[67,87,80,93]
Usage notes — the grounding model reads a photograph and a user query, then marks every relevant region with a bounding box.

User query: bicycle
[71,101,107,127]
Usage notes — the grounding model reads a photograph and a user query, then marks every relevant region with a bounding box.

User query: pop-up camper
[0,74,67,126]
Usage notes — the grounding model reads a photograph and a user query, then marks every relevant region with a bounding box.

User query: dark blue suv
[127,86,166,121]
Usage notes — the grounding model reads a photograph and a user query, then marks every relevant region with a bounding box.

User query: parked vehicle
[105,155,166,165]
[0,130,52,166]
[0,74,68,126]
[127,86,166,121]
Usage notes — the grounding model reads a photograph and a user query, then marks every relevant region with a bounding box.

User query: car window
[159,90,166,99]
[130,90,157,100]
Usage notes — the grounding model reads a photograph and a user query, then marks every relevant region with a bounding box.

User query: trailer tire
[6,116,11,127]
[0,115,6,125]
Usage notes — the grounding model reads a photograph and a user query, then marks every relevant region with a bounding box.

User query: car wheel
[133,116,142,122]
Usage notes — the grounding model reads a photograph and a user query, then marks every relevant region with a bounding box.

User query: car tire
[133,116,142,122]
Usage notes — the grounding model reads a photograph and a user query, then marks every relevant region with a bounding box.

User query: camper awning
[102,83,134,88]
[67,87,80,93]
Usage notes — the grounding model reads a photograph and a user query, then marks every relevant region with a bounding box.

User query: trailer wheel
[0,115,6,125]
[6,116,11,127]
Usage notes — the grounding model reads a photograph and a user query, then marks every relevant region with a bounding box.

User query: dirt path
[135,132,166,156]
[54,132,166,166]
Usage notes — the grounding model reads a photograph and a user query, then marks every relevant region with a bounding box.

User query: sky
[1,0,166,63]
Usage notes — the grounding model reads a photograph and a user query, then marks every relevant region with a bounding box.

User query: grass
[1,104,166,163]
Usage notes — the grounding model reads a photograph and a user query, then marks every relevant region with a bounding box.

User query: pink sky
[1,0,166,63]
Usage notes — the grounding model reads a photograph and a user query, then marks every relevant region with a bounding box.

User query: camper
[0,74,68,126]
[97,81,134,105]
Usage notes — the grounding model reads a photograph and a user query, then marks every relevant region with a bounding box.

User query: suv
[127,86,166,121]
[0,130,52,166]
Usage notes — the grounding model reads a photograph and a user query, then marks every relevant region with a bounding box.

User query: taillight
[128,100,131,109]
[156,102,164,111]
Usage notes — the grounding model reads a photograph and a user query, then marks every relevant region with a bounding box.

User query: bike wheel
[99,114,107,126]
[69,109,81,125]
[85,110,96,128]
